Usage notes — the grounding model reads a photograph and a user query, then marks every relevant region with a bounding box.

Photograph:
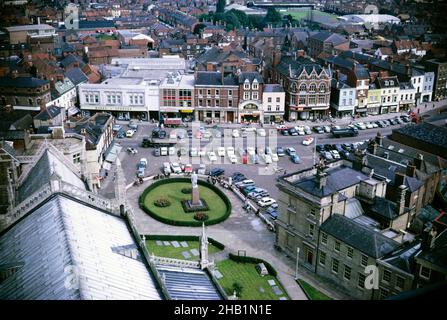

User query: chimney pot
[406,164,416,177]
[397,184,407,215]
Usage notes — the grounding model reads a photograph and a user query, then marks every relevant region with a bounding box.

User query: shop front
[238,101,263,124]
[264,113,283,124]
[80,105,149,121]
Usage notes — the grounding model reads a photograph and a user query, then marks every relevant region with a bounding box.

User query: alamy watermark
[64,4,79,30]
[64,265,80,290]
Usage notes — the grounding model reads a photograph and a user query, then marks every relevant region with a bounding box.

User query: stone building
[237,72,264,123]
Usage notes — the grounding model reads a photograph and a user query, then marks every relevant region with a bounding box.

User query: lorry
[331,127,359,138]
[163,118,184,128]
[141,136,176,148]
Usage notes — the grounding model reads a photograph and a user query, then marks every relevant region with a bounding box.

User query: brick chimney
[367,140,378,155]
[406,163,416,177]
[413,154,423,170]
[375,132,383,146]
[273,49,281,67]
[317,170,327,189]
[421,225,438,250]
[397,184,407,215]
[395,172,405,186]
[353,149,367,171]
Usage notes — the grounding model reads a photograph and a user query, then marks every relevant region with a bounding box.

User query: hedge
[139,177,232,227]
[142,234,226,250]
[228,253,278,277]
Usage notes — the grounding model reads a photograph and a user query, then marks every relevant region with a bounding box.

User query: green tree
[228,9,249,27]
[224,12,241,31]
[193,23,207,35]
[216,0,226,14]
[231,282,243,297]
[263,7,282,26]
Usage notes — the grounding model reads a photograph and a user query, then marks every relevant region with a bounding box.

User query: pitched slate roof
[292,166,369,198]
[65,67,88,86]
[0,76,48,88]
[320,214,400,258]
[310,31,348,46]
[34,105,62,121]
[276,56,325,78]
[381,242,421,274]
[264,84,284,93]
[238,72,263,84]
[60,54,86,69]
[416,229,447,270]
[195,71,238,86]
[366,197,401,220]
[0,194,162,300]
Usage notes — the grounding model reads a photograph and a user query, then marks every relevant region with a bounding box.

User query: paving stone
[190,248,200,256]
[163,241,170,246]
[180,241,189,248]
[268,279,276,286]
[181,251,191,259]
[213,270,223,279]
[171,241,180,248]
[155,240,163,246]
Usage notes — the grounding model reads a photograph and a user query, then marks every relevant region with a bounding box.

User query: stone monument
[191,171,200,205]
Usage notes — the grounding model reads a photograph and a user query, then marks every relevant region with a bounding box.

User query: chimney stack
[421,226,438,251]
[367,140,378,155]
[406,164,416,177]
[383,151,389,159]
[397,184,407,215]
[414,154,423,170]
[394,172,405,186]
[375,132,383,146]
[317,171,327,189]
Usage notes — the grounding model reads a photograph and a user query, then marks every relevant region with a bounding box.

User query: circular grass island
[139,177,232,226]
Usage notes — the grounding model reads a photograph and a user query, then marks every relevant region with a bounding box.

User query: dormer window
[252,79,258,90]
[244,79,250,90]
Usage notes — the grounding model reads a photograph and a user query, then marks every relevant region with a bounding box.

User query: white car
[296,126,305,135]
[331,150,341,159]
[247,147,255,156]
[208,151,217,162]
[302,136,314,146]
[140,158,148,167]
[232,129,240,138]
[169,131,177,139]
[168,146,176,156]
[265,146,272,155]
[355,122,366,130]
[264,154,272,164]
[257,128,266,137]
[203,131,212,140]
[244,127,257,132]
[365,122,374,129]
[198,148,206,157]
[217,147,226,157]
[189,147,198,157]
[229,154,237,164]
[304,126,312,135]
[163,162,172,174]
[170,162,182,174]
[126,129,135,137]
[257,197,277,208]
[160,147,168,156]
[323,126,331,133]
[227,146,235,156]
[271,153,279,162]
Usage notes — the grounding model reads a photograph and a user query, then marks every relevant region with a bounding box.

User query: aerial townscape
[0,0,447,303]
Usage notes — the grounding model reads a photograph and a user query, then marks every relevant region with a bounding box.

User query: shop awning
[104,142,122,163]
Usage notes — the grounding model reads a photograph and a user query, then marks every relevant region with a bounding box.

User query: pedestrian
[256,209,260,215]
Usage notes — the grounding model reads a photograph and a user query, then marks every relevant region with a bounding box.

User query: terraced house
[273,55,331,121]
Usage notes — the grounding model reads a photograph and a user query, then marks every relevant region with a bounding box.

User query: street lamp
[295,247,300,280]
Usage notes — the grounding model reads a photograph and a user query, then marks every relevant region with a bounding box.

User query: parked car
[257,197,277,208]
[257,128,266,137]
[208,151,217,162]
[304,126,312,135]
[160,147,168,156]
[177,131,186,140]
[323,125,331,133]
[210,168,225,177]
[290,154,301,164]
[235,179,255,188]
[296,126,305,135]
[117,131,125,139]
[288,128,298,136]
[137,167,145,178]
[187,129,193,138]
[153,148,161,157]
[227,147,235,156]
[286,147,296,156]
[158,130,167,139]
[330,150,341,159]
[197,164,206,175]
[241,185,257,196]
[195,131,202,139]
[189,147,198,157]
[126,129,135,137]
[203,130,212,140]
[113,124,122,132]
[214,130,222,138]
[271,153,279,162]
[313,126,324,134]
[276,147,286,157]
[169,131,177,140]
[217,147,226,157]
[316,145,325,152]
[198,148,206,157]
[365,122,374,129]
[232,129,240,138]
[170,162,182,174]
[128,121,138,130]
[264,154,273,164]
[355,122,366,130]
[184,164,193,174]
[280,129,290,136]
[302,136,314,146]
[163,162,172,174]
[229,154,238,164]
[168,147,176,156]
[322,151,333,161]
[266,206,278,220]
[127,147,138,154]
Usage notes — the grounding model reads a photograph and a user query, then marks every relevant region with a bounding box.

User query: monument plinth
[182,171,209,212]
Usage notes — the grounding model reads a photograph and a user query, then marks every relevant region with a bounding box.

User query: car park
[302,136,314,146]
[290,154,301,163]
[257,197,277,208]
[286,147,296,156]
[210,168,225,177]
[170,162,182,174]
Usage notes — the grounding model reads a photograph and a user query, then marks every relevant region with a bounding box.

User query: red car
[184,164,193,174]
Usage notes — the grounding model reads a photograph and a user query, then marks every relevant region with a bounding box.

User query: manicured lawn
[297,279,332,300]
[283,10,338,22]
[216,259,290,300]
[146,240,221,260]
[143,182,228,223]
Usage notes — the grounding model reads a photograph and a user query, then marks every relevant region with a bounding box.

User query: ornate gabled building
[272,55,331,121]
